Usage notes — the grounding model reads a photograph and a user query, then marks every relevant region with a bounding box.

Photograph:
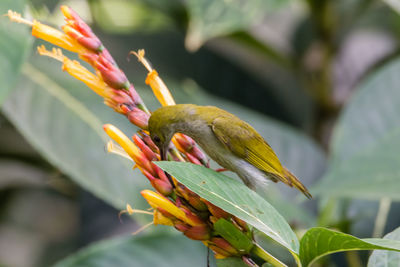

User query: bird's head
[148,106,179,160]
[149,104,202,160]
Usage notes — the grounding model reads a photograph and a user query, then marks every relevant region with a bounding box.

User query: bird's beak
[159,145,168,161]
[158,144,175,188]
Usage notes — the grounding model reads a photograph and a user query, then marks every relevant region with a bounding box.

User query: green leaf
[368,226,400,267]
[53,233,207,267]
[2,63,149,212]
[184,0,290,51]
[155,161,299,255]
[382,0,400,14]
[90,0,173,34]
[214,219,254,254]
[300,227,400,267]
[313,57,400,200]
[0,0,32,104]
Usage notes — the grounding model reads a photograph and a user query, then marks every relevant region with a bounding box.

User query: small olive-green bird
[148,104,311,198]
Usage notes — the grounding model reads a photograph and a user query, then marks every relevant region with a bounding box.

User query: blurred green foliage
[2,0,400,266]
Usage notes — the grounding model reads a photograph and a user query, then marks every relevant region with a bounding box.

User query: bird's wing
[211,116,286,181]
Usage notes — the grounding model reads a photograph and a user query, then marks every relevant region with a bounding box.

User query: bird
[148,104,311,199]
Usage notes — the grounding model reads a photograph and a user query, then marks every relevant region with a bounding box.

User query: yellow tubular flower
[7,10,87,54]
[145,70,176,106]
[153,210,174,226]
[32,21,86,54]
[131,50,176,106]
[63,58,112,98]
[36,45,112,98]
[106,140,133,161]
[103,124,156,176]
[103,124,142,160]
[141,190,203,226]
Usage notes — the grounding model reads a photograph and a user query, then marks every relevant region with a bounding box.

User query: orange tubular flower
[103,124,173,195]
[61,5,106,54]
[6,10,88,55]
[7,7,257,264]
[141,190,205,227]
[131,50,176,107]
[103,124,154,173]
[32,21,87,54]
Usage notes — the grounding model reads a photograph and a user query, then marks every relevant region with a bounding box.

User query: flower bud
[155,166,170,183]
[208,245,232,258]
[100,48,116,66]
[138,132,159,153]
[187,193,208,211]
[185,153,202,165]
[62,25,103,52]
[82,53,129,90]
[204,200,231,219]
[174,221,190,232]
[111,90,133,105]
[126,84,144,105]
[98,56,129,89]
[126,107,150,130]
[190,147,208,166]
[180,206,206,226]
[61,5,103,50]
[133,135,157,161]
[157,207,175,219]
[211,237,239,255]
[153,210,174,226]
[150,178,173,196]
[175,222,210,240]
[176,134,194,151]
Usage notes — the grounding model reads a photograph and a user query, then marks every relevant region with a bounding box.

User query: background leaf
[184,0,290,51]
[0,0,32,104]
[300,227,400,266]
[382,0,400,15]
[313,57,400,200]
[368,226,400,267]
[155,161,299,255]
[53,233,208,267]
[2,62,149,212]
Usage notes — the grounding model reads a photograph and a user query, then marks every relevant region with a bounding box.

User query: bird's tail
[282,167,312,199]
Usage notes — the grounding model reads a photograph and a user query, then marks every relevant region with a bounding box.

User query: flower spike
[8,7,258,265]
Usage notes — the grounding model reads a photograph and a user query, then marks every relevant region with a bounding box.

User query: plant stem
[344,251,362,267]
[251,244,288,267]
[373,197,392,238]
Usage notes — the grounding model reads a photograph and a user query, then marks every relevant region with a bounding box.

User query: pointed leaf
[214,218,254,254]
[300,227,400,266]
[0,0,32,104]
[368,226,400,267]
[313,57,400,200]
[155,161,299,254]
[53,234,207,267]
[184,0,290,51]
[2,63,149,211]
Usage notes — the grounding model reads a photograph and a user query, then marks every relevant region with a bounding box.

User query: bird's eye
[153,135,161,144]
